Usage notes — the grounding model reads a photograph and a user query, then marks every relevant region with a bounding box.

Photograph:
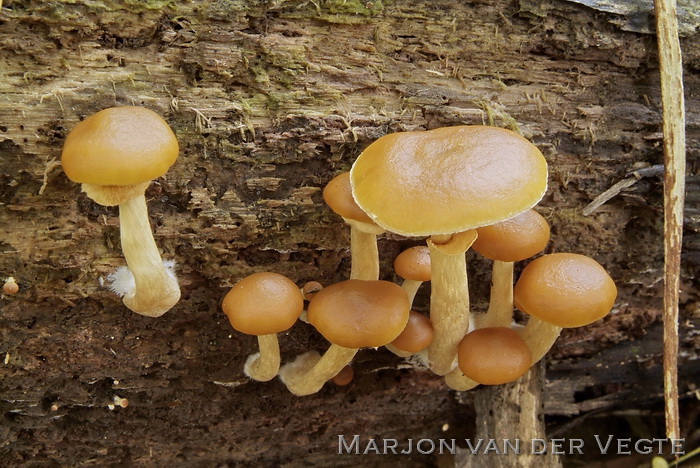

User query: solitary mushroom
[472,209,550,328]
[514,253,617,363]
[350,126,548,374]
[455,327,532,385]
[279,279,409,396]
[393,246,431,306]
[222,272,304,382]
[61,106,180,317]
[323,172,384,280]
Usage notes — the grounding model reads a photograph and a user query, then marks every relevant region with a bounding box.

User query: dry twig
[582,165,664,216]
[654,0,686,441]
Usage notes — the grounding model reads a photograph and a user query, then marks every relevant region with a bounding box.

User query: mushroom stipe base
[244,334,281,382]
[84,184,181,318]
[279,345,358,396]
[118,194,181,317]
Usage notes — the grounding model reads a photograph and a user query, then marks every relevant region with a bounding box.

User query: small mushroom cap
[301,281,323,301]
[307,279,410,349]
[3,277,19,295]
[323,172,374,224]
[457,327,532,385]
[332,365,354,386]
[394,246,431,282]
[61,106,179,186]
[514,253,617,328]
[222,272,304,335]
[350,126,548,237]
[472,209,551,262]
[391,310,434,353]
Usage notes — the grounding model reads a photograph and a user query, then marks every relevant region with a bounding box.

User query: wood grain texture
[456,362,562,468]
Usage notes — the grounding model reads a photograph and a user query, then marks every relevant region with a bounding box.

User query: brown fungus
[223,272,304,382]
[514,253,617,364]
[61,106,180,317]
[351,126,548,374]
[280,280,409,396]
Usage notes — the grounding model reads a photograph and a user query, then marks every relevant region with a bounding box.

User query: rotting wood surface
[457,362,562,468]
[0,0,698,466]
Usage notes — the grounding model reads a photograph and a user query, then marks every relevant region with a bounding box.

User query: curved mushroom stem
[385,343,414,358]
[478,260,515,328]
[444,367,480,391]
[119,193,180,317]
[83,183,180,317]
[279,345,358,396]
[345,218,385,281]
[243,334,280,382]
[426,230,478,375]
[401,279,423,307]
[516,317,562,365]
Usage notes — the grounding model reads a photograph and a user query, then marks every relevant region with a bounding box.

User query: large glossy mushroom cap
[349,126,548,237]
[222,272,304,335]
[472,209,551,262]
[458,327,532,385]
[61,106,179,186]
[323,172,374,224]
[391,310,434,353]
[394,246,431,282]
[514,253,617,328]
[307,279,410,348]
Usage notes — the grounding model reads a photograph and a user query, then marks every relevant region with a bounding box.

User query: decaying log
[0,0,698,466]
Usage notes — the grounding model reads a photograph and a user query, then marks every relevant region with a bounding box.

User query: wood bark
[456,362,562,468]
[0,0,698,466]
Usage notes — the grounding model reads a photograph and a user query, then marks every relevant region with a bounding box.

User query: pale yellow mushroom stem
[345,218,384,281]
[444,367,480,391]
[82,182,180,317]
[516,317,562,365]
[426,230,478,375]
[478,260,515,328]
[385,343,414,358]
[244,334,281,382]
[279,345,358,396]
[400,279,422,307]
[119,193,180,317]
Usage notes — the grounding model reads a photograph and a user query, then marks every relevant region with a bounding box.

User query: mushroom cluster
[60,109,614,395]
[219,124,616,396]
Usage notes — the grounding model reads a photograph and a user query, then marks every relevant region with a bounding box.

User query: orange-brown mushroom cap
[3,278,19,295]
[394,246,431,282]
[222,272,304,335]
[61,106,179,186]
[307,279,410,349]
[514,253,617,328]
[301,281,323,301]
[349,126,548,236]
[472,209,550,262]
[323,172,373,224]
[332,365,354,386]
[457,327,532,385]
[391,310,434,353]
